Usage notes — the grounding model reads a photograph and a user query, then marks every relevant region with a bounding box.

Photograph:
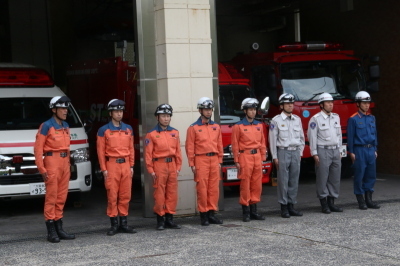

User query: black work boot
[327,197,343,212]
[242,205,250,222]
[54,219,75,240]
[119,216,137,233]
[165,213,182,229]
[200,212,209,226]
[287,203,303,216]
[249,204,265,220]
[208,210,223,224]
[365,191,380,209]
[107,217,119,236]
[356,194,368,210]
[319,198,331,214]
[156,215,165,230]
[45,220,60,243]
[280,204,290,218]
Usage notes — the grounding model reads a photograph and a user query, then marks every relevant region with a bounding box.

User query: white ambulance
[0,63,91,200]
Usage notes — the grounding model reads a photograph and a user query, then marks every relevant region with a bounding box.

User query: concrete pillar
[135,0,219,217]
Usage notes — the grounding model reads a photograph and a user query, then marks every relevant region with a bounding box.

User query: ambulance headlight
[70,148,90,164]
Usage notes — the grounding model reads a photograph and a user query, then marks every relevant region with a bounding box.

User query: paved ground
[0,173,399,265]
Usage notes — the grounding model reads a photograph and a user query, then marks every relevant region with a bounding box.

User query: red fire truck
[66,58,272,186]
[231,42,380,177]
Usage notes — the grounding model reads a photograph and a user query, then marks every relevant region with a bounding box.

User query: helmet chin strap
[200,109,211,120]
[244,109,255,120]
[283,109,292,115]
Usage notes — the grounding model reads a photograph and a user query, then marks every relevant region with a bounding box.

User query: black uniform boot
[280,204,290,218]
[156,215,165,230]
[365,191,380,209]
[119,216,137,233]
[45,220,60,243]
[327,197,343,212]
[107,217,119,236]
[165,213,182,229]
[200,212,209,226]
[208,210,223,224]
[319,198,331,214]
[287,203,303,216]
[54,219,75,240]
[356,194,368,210]
[249,204,265,220]
[242,205,250,222]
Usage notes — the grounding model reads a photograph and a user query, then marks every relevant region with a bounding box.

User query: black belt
[355,144,375,148]
[239,149,258,154]
[106,157,126,163]
[44,152,68,158]
[196,153,216,156]
[153,157,173,163]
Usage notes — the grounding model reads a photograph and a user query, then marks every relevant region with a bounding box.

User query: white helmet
[154,103,173,116]
[107,99,125,110]
[197,97,214,109]
[318,92,334,103]
[49,96,71,109]
[279,93,295,104]
[355,91,371,102]
[241,98,259,110]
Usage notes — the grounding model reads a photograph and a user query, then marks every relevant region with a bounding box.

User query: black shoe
[208,210,223,224]
[200,212,209,226]
[107,217,119,236]
[242,205,250,222]
[54,219,75,240]
[156,215,165,230]
[327,197,343,212]
[280,204,290,218]
[119,216,137,234]
[365,191,380,209]
[165,213,182,229]
[287,203,303,216]
[356,194,368,210]
[319,198,331,214]
[45,220,60,243]
[249,204,265,220]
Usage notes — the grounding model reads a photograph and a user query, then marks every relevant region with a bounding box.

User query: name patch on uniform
[110,132,114,135]
[125,131,128,135]
[256,127,260,131]
[211,127,217,131]
[55,131,59,134]
[322,124,325,126]
[244,129,248,131]
[145,138,150,146]
[310,122,316,129]
[270,124,275,130]
[170,133,176,137]
[156,135,160,138]
[199,130,202,132]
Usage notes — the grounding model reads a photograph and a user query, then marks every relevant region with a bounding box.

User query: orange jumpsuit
[97,121,134,217]
[185,117,223,213]
[231,118,267,206]
[145,124,182,216]
[34,117,71,221]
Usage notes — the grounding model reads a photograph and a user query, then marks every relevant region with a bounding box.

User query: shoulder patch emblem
[270,124,275,130]
[310,122,316,129]
[145,138,150,146]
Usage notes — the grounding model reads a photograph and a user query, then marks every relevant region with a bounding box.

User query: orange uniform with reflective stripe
[185,117,223,212]
[231,118,266,206]
[145,124,182,216]
[97,121,134,217]
[34,117,70,221]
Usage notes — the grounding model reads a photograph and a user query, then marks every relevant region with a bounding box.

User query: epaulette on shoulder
[331,112,339,116]
[292,114,300,119]
[272,114,280,121]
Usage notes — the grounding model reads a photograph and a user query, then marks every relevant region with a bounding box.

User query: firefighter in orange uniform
[185,97,224,226]
[34,96,75,243]
[97,99,136,236]
[231,98,267,222]
[145,104,182,230]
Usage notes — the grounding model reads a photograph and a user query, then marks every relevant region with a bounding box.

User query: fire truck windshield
[219,85,254,123]
[280,60,364,101]
[0,98,83,130]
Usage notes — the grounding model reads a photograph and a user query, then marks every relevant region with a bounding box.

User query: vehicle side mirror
[369,65,380,79]
[259,97,270,115]
[367,80,379,93]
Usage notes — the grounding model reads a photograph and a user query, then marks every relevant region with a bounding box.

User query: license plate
[340,145,347,157]
[227,168,238,180]
[30,183,46,195]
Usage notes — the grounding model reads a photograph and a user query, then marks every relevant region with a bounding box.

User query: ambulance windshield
[0,98,83,130]
[280,60,365,101]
